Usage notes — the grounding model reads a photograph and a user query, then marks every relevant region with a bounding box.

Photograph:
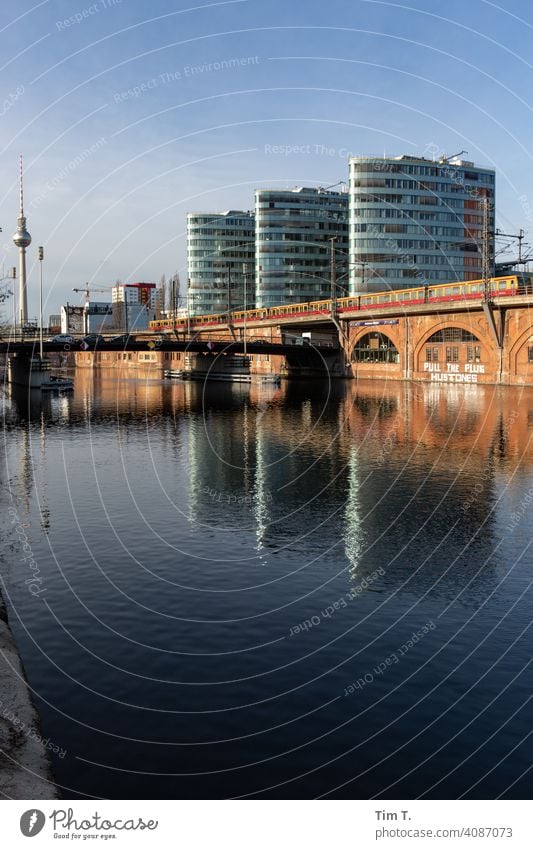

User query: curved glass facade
[349,156,495,294]
[255,187,349,308]
[187,211,255,316]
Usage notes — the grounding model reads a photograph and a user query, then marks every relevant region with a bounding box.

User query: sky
[1,0,533,319]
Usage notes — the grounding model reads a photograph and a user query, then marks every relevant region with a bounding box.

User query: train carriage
[149,275,527,332]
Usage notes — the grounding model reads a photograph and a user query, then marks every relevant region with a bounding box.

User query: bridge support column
[404,315,412,381]
[337,320,354,378]
[7,353,46,388]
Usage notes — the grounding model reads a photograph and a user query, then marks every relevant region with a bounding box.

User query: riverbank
[0,589,60,799]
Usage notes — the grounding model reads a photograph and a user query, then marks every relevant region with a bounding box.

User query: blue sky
[1,0,533,318]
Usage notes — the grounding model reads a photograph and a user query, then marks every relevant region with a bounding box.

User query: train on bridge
[150,274,533,332]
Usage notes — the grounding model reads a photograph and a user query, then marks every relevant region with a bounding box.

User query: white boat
[164,368,183,380]
[41,374,74,391]
[254,373,281,386]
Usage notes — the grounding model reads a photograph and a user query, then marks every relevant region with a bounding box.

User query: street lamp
[242,262,250,356]
[38,246,44,359]
[186,276,191,337]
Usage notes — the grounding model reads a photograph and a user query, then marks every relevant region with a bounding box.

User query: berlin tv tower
[13,155,31,326]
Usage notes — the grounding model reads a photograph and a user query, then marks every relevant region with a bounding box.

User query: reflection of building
[255,187,349,308]
[187,211,255,316]
[112,282,156,330]
[349,155,495,293]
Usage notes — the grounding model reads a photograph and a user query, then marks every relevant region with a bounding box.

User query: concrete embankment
[0,589,60,799]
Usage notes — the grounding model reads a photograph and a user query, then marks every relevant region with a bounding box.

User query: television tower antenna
[12,155,31,325]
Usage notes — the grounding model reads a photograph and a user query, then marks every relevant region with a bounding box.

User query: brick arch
[347,326,402,358]
[507,323,533,379]
[413,319,488,370]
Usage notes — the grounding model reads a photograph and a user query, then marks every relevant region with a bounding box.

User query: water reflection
[4,373,532,594]
[1,373,533,800]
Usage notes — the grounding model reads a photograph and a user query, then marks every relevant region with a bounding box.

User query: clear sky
[1,0,533,319]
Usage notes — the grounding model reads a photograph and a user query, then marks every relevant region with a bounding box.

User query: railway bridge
[163,289,533,385]
[2,283,533,386]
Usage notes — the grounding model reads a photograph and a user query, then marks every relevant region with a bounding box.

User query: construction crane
[438,150,468,163]
[72,283,112,304]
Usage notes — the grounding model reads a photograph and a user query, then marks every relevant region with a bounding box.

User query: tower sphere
[13,221,31,248]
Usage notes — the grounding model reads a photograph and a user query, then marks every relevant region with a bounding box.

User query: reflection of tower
[12,156,31,325]
[344,446,364,578]
[39,411,51,533]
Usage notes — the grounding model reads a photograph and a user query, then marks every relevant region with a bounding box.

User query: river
[1,371,532,799]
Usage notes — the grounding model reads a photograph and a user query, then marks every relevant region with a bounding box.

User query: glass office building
[349,155,495,294]
[187,211,255,316]
[255,187,349,308]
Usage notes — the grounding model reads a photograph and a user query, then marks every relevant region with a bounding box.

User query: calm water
[1,370,533,799]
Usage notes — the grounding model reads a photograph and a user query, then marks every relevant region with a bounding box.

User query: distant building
[349,154,495,293]
[85,301,114,333]
[61,304,85,334]
[61,301,114,334]
[48,314,61,333]
[112,282,156,331]
[187,211,255,316]
[254,186,349,308]
[153,285,166,319]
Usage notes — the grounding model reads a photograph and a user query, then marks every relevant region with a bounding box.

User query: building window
[426,347,439,362]
[467,346,481,363]
[428,327,478,343]
[528,346,533,363]
[352,332,400,364]
[446,346,459,363]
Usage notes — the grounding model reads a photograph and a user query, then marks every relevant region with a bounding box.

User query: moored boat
[41,374,74,391]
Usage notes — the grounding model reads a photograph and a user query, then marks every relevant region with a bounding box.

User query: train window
[498,279,507,289]
[452,286,460,295]
[428,290,435,298]
[471,285,479,293]
[403,291,411,300]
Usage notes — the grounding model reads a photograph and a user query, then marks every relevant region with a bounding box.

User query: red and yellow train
[150,274,532,332]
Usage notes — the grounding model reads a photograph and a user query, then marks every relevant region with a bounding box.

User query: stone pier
[0,590,60,799]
